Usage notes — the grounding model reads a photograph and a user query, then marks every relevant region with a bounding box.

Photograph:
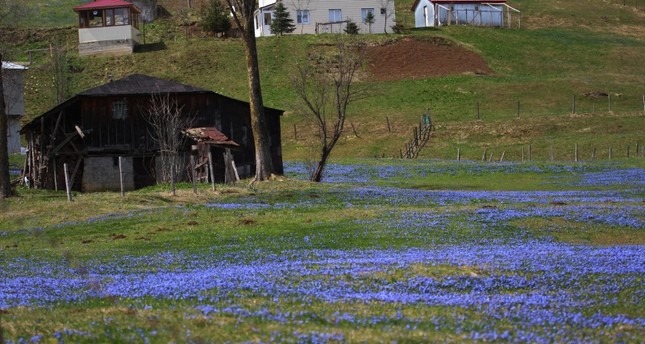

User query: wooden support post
[119,156,124,197]
[517,100,520,118]
[64,163,72,202]
[170,163,176,196]
[190,155,197,195]
[457,148,461,161]
[293,124,297,141]
[488,151,494,162]
[208,151,216,192]
[482,149,487,162]
[499,151,505,162]
[53,157,58,191]
[386,116,391,133]
[571,95,576,114]
[642,95,645,112]
[627,145,630,158]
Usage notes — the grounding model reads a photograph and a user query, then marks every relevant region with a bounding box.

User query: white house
[412,0,518,28]
[2,62,27,154]
[255,0,397,37]
[73,0,142,56]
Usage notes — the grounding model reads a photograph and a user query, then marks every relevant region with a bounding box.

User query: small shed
[20,74,284,192]
[74,0,142,56]
[2,61,28,154]
[412,0,519,28]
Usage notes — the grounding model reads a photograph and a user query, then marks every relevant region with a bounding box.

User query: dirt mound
[365,37,493,81]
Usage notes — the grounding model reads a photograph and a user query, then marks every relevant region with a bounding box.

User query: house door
[133,156,156,189]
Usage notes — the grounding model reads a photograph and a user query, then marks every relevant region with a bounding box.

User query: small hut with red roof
[74,0,142,56]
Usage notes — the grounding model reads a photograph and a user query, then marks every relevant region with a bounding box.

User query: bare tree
[291,38,366,182]
[0,53,12,198]
[378,0,395,34]
[143,93,194,193]
[224,0,274,181]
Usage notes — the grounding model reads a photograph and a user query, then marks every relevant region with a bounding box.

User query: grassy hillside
[2,0,644,161]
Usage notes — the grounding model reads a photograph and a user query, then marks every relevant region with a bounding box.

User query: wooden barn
[20,74,283,192]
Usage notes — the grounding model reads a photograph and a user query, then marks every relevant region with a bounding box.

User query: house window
[112,100,128,120]
[380,7,387,15]
[89,10,103,27]
[264,12,272,25]
[329,9,342,22]
[361,8,374,23]
[297,10,310,24]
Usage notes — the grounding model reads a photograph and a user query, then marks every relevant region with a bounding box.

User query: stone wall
[78,40,135,56]
[82,156,134,192]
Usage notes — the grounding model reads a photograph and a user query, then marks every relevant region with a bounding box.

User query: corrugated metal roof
[183,127,240,148]
[1,62,28,70]
[78,74,212,96]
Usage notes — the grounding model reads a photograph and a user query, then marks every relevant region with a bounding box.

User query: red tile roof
[74,0,140,12]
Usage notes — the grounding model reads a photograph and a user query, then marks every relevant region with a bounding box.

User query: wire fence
[472,93,645,121]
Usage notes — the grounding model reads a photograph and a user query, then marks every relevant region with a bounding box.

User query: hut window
[105,9,114,26]
[112,100,128,119]
[115,8,130,25]
[89,10,104,27]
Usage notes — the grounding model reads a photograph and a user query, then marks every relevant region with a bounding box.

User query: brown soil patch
[365,37,493,81]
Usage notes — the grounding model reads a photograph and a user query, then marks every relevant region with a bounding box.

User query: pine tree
[344,19,359,35]
[270,2,295,36]
[201,0,231,36]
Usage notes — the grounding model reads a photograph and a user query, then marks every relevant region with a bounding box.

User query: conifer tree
[270,2,295,36]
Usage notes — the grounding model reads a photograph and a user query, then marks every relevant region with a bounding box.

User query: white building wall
[256,0,397,37]
[78,26,141,44]
[413,0,434,27]
[2,62,27,154]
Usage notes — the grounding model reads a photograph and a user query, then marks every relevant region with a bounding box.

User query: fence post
[528,145,532,161]
[499,151,505,162]
[521,146,525,162]
[293,124,297,141]
[386,116,391,132]
[477,102,480,120]
[482,149,487,162]
[575,144,578,162]
[457,148,461,161]
[517,100,520,118]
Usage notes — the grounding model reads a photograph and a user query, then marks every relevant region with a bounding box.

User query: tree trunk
[311,147,331,182]
[240,3,274,181]
[0,53,13,198]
